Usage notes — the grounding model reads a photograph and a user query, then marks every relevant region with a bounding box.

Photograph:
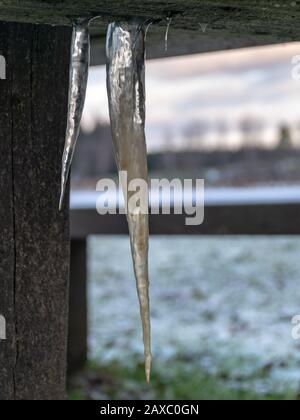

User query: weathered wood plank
[0,0,299,32]
[0,22,15,401]
[1,1,300,63]
[70,203,300,237]
[0,21,72,400]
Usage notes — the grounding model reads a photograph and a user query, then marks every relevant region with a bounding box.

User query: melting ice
[106,20,152,382]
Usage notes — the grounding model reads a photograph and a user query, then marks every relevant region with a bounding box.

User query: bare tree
[277,124,293,149]
[216,119,229,144]
[183,120,210,150]
[239,116,265,148]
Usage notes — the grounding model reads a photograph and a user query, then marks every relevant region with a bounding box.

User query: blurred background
[68,42,300,400]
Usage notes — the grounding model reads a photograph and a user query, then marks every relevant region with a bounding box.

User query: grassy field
[69,360,297,400]
[69,236,300,400]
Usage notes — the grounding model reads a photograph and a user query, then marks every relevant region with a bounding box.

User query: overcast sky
[82,42,300,152]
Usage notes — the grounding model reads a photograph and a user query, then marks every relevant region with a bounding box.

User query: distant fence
[70,186,300,237]
[68,185,300,371]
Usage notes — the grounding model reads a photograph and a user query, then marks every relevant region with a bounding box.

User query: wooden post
[0,21,72,400]
[68,239,88,374]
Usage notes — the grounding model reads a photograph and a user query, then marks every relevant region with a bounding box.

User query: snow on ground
[88,236,300,394]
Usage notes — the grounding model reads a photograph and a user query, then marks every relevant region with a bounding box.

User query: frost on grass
[88,236,300,395]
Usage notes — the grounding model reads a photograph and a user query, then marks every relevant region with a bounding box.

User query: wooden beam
[70,203,300,237]
[68,239,88,374]
[0,22,15,399]
[69,187,300,237]
[0,21,71,400]
[1,1,300,63]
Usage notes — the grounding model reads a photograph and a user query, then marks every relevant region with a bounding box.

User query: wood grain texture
[1,1,300,63]
[0,21,15,401]
[0,21,72,400]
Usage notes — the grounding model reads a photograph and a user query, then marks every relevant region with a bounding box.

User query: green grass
[68,360,297,401]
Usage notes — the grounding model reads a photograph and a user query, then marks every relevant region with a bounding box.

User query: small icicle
[59,17,92,211]
[106,20,152,383]
[143,19,154,43]
[165,17,172,52]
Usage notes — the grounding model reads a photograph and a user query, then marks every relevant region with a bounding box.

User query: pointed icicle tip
[145,353,152,384]
[59,179,66,211]
[59,193,64,212]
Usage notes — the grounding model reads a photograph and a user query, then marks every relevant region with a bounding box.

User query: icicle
[142,18,154,43]
[165,17,172,52]
[59,17,92,211]
[144,21,153,42]
[106,20,152,383]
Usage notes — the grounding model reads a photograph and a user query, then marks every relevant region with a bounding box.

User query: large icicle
[59,18,91,211]
[106,20,152,382]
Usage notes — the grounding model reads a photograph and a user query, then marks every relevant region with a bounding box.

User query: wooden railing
[68,185,300,371]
